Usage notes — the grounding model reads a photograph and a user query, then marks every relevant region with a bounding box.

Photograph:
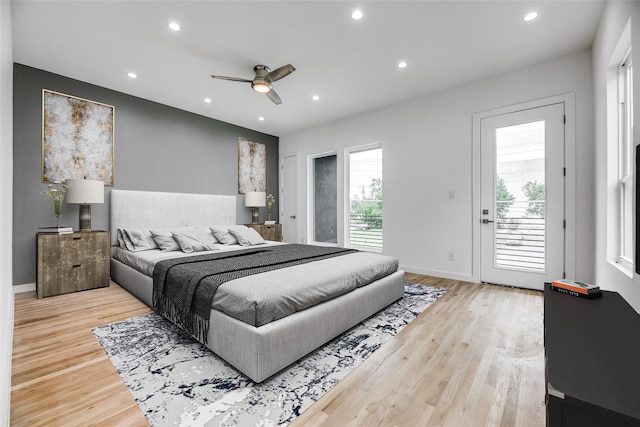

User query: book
[549,284,602,299]
[551,279,600,295]
[38,226,73,234]
[264,221,276,225]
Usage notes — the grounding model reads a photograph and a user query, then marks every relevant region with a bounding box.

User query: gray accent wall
[13,63,279,286]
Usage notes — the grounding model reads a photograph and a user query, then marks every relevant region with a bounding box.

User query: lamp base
[251,207,260,224]
[78,204,92,232]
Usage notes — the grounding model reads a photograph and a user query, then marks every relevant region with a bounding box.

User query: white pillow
[210,226,238,245]
[185,226,219,247]
[172,231,218,253]
[123,228,158,251]
[228,225,266,246]
[149,229,180,252]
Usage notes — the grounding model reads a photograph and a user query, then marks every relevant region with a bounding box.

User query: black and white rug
[93,283,446,427]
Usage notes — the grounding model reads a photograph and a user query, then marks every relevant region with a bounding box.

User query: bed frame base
[111,258,405,382]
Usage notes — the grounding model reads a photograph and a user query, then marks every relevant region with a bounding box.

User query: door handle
[289,215,296,219]
[482,219,494,224]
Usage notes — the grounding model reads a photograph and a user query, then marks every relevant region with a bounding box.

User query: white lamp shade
[244,191,266,207]
[65,179,104,204]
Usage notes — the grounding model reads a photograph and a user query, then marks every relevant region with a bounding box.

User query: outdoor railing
[348,214,382,249]
[495,200,545,271]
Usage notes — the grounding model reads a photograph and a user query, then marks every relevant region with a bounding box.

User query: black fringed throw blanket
[152,244,357,344]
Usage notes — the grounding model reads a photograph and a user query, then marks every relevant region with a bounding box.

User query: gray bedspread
[153,244,358,343]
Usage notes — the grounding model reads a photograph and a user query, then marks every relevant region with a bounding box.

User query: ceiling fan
[211,64,296,105]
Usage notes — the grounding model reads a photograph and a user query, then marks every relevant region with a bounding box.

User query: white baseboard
[13,282,35,294]
[399,265,477,283]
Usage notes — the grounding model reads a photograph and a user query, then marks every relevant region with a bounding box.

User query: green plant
[496,176,515,219]
[41,181,67,225]
[266,193,275,219]
[351,178,382,228]
[522,180,545,217]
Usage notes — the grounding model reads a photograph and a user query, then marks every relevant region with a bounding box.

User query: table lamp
[245,191,266,224]
[65,178,104,232]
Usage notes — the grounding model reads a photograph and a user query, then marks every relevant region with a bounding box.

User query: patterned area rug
[93,283,446,426]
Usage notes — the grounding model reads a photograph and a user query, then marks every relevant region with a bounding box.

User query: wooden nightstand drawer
[39,260,109,295]
[37,231,110,298]
[245,223,283,241]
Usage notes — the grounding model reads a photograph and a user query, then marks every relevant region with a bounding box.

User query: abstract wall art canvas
[238,137,266,194]
[42,89,115,186]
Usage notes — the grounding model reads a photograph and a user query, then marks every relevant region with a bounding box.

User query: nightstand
[36,231,110,298]
[246,223,283,242]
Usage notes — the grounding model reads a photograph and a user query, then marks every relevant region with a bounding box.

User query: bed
[109,189,405,382]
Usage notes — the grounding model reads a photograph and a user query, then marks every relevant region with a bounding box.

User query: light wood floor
[11,274,545,426]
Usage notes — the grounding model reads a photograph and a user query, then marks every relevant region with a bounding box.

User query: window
[607,21,634,275]
[618,50,633,268]
[346,145,382,250]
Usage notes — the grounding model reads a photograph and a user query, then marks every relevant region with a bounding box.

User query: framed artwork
[238,137,266,194]
[42,89,115,186]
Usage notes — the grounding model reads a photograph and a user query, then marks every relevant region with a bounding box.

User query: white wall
[280,50,594,285]
[592,1,640,313]
[0,0,14,424]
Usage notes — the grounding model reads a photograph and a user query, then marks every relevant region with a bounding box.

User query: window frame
[344,143,383,252]
[618,49,634,269]
[308,152,338,247]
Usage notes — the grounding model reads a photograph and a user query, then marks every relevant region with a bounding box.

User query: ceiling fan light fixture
[211,63,294,104]
[252,81,272,93]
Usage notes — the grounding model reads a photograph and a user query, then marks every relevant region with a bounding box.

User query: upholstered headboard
[109,189,237,246]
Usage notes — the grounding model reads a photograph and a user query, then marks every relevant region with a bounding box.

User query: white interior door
[480,103,565,290]
[281,154,298,243]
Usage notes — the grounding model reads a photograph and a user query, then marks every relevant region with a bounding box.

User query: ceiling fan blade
[211,75,252,83]
[266,89,282,105]
[266,64,295,82]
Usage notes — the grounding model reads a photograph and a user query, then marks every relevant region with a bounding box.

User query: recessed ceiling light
[204,97,212,103]
[398,61,407,69]
[259,116,265,121]
[312,95,320,101]
[351,10,363,20]
[524,12,538,22]
[127,72,137,79]
[168,22,181,31]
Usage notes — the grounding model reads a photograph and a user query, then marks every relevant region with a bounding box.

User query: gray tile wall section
[313,155,337,243]
[12,63,279,285]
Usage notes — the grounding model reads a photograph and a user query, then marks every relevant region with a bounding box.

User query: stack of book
[550,279,602,299]
[38,226,73,234]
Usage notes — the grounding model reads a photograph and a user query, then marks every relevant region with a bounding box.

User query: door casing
[280,152,298,243]
[479,103,565,290]
[472,93,577,285]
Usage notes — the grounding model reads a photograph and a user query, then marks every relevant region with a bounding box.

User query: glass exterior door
[480,104,565,290]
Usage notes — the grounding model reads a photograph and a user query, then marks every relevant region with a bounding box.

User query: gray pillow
[210,226,238,245]
[116,229,127,249]
[149,229,180,252]
[172,231,218,253]
[228,225,266,246]
[123,228,158,251]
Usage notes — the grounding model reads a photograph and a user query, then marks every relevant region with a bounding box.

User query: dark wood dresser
[36,231,110,298]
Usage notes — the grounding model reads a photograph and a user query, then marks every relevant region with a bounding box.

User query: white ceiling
[11,0,604,137]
